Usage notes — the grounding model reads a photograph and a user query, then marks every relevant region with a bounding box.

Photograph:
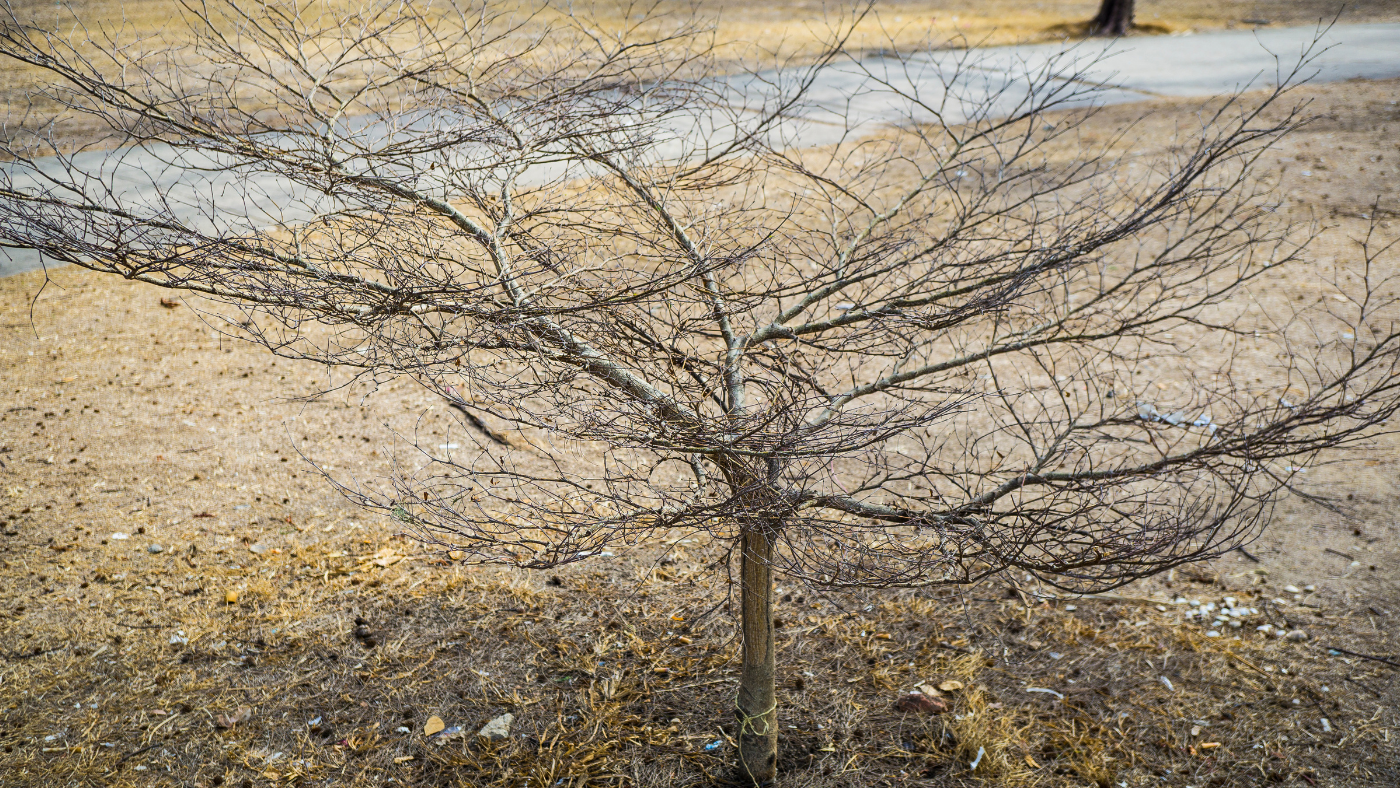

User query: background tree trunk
[1088,0,1135,36]
[737,525,777,785]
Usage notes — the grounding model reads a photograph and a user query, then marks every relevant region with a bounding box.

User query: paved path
[4,22,1399,278]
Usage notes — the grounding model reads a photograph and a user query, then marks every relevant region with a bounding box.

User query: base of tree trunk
[1087,0,1135,36]
[736,526,778,785]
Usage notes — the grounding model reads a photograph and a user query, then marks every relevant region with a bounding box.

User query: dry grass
[2,537,1397,786]
[2,70,1399,788]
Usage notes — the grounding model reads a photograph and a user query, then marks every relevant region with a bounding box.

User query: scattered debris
[969,745,986,770]
[430,726,465,745]
[937,680,963,692]
[424,715,445,736]
[146,544,164,554]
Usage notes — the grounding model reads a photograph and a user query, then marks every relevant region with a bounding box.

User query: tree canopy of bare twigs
[2,1,1398,781]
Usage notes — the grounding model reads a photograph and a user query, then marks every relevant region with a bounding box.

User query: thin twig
[1322,646,1400,670]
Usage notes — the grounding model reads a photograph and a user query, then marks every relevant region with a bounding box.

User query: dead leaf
[371,548,403,567]
[424,715,444,736]
[225,590,239,604]
[215,706,253,729]
[937,680,964,692]
[160,297,180,308]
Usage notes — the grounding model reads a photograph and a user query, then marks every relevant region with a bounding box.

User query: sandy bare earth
[0,77,1398,787]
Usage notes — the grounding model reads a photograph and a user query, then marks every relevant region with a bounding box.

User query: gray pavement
[3,22,1399,278]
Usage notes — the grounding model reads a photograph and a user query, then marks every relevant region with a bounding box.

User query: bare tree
[1087,0,1135,36]
[3,1,1398,783]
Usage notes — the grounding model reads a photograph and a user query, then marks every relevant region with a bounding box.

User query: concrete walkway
[3,22,1399,278]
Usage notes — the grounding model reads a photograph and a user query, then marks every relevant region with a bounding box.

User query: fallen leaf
[225,590,239,604]
[938,680,964,692]
[894,693,948,715]
[424,716,444,736]
[447,550,465,560]
[160,297,180,308]
[371,548,403,567]
[215,706,253,729]
[393,755,415,764]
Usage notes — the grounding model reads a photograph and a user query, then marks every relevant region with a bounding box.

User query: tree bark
[736,524,777,785]
[1088,0,1134,36]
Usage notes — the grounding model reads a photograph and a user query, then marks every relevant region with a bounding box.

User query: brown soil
[1,78,1398,786]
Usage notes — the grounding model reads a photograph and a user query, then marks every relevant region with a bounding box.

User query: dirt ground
[2,78,1399,787]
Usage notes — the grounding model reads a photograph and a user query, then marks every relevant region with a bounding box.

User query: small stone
[424,716,445,736]
[225,590,239,604]
[147,544,164,554]
[1284,585,1301,594]
[447,550,465,560]
[894,693,948,715]
[1303,585,1315,592]
[478,713,514,742]
[249,543,269,555]
[1285,630,1309,641]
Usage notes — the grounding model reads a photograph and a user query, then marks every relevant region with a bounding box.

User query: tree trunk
[1088,0,1134,36]
[736,524,777,785]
